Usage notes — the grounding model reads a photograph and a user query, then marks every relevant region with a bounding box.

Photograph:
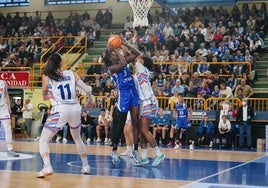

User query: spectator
[185,81,197,97]
[212,85,220,98]
[242,72,253,87]
[228,35,240,54]
[234,79,254,98]
[103,9,113,29]
[191,72,202,88]
[234,88,244,101]
[124,16,133,31]
[233,50,245,74]
[91,19,101,41]
[219,82,233,98]
[152,108,169,145]
[193,115,215,148]
[163,81,172,97]
[168,91,179,109]
[249,35,262,53]
[96,108,111,144]
[95,10,104,27]
[12,99,23,122]
[155,72,166,91]
[81,111,96,144]
[196,81,211,99]
[18,45,29,66]
[219,63,232,75]
[227,73,238,92]
[218,115,232,148]
[197,57,209,75]
[171,79,185,95]
[221,49,233,62]
[236,98,255,150]
[21,99,33,138]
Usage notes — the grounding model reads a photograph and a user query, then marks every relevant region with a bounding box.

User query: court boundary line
[181,153,268,188]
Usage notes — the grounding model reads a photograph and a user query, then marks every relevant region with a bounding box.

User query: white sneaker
[173,144,180,150]
[86,138,91,144]
[56,136,61,143]
[81,165,90,174]
[104,137,108,142]
[36,166,54,178]
[34,137,40,141]
[7,150,20,157]
[62,138,68,143]
[111,151,120,165]
[96,138,101,143]
[189,144,194,150]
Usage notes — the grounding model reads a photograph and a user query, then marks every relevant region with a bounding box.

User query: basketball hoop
[128,0,153,28]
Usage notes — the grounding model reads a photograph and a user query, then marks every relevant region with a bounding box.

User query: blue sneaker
[130,150,140,163]
[140,158,150,165]
[152,153,165,166]
[111,151,120,165]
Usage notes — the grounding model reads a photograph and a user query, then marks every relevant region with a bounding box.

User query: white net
[128,0,153,28]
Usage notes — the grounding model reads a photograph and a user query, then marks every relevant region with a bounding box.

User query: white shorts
[45,103,81,130]
[0,104,10,120]
[140,97,158,120]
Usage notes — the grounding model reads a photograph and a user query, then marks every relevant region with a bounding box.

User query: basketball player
[173,93,192,150]
[122,43,165,166]
[0,79,20,157]
[102,47,140,164]
[36,53,92,178]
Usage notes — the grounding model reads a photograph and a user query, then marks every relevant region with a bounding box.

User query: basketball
[108,35,122,48]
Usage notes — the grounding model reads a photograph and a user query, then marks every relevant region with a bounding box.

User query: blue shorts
[117,89,139,112]
[176,117,191,129]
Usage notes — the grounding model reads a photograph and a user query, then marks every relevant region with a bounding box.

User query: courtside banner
[0,71,30,88]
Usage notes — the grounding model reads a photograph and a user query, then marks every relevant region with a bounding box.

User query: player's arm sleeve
[135,62,152,100]
[76,79,92,98]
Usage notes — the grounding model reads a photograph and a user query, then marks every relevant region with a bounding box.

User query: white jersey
[133,61,155,101]
[48,70,78,106]
[0,80,10,119]
[0,80,7,106]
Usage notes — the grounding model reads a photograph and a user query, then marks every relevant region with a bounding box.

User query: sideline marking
[181,154,267,188]
[0,152,35,161]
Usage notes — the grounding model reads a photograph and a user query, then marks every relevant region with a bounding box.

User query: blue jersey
[111,66,139,112]
[175,102,190,128]
[154,114,169,126]
[112,66,136,91]
[175,102,188,118]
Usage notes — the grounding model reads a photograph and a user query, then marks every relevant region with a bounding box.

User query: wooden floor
[0,141,266,188]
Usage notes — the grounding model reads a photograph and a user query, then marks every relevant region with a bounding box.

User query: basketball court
[0,140,267,188]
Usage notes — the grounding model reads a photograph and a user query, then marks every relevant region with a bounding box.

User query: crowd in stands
[0,9,112,68]
[3,4,267,149]
[86,4,267,112]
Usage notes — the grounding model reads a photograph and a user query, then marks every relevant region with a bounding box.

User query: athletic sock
[7,144,12,151]
[141,149,147,159]
[43,156,51,168]
[81,156,89,167]
[153,146,162,157]
[126,146,132,152]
